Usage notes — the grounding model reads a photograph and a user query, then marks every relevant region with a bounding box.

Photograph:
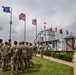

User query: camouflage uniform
[7,39,12,62]
[0,39,3,62]
[21,41,28,69]
[29,43,33,65]
[25,42,30,68]
[33,44,38,56]
[0,42,9,71]
[38,43,44,58]
[18,42,24,72]
[9,41,20,75]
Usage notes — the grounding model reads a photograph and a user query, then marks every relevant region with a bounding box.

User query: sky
[0,0,76,44]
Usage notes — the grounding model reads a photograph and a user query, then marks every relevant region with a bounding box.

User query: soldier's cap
[8,39,11,42]
[19,42,21,45]
[21,41,25,45]
[14,41,17,44]
[5,41,8,45]
[29,43,32,45]
[0,39,2,42]
[25,42,28,45]
[34,43,36,45]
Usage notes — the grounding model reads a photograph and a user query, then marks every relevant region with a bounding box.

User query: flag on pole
[19,13,26,21]
[49,27,52,31]
[66,30,69,35]
[55,27,57,32]
[59,29,62,34]
[44,21,47,24]
[44,21,47,29]
[2,6,11,13]
[44,26,46,29]
[32,19,36,25]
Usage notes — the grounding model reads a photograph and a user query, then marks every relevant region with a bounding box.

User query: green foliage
[37,50,73,62]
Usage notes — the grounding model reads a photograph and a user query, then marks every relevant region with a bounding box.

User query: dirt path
[37,54,74,67]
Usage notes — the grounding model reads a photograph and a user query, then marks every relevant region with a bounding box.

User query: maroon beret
[19,42,21,45]
[8,39,11,42]
[0,39,2,42]
[25,42,28,45]
[14,41,17,44]
[5,41,8,45]
[21,41,25,45]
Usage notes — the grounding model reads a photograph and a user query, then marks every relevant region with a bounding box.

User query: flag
[59,29,62,34]
[2,6,11,13]
[19,13,26,21]
[44,21,47,24]
[49,27,52,31]
[44,25,46,29]
[66,30,69,35]
[55,27,57,32]
[32,19,36,25]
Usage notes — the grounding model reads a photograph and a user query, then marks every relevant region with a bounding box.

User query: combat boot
[11,72,14,75]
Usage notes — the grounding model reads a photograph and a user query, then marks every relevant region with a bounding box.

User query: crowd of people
[0,39,44,75]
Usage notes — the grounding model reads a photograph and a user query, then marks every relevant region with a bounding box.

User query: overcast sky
[0,0,76,43]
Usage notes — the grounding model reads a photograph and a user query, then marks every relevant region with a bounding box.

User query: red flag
[49,28,52,31]
[66,30,69,35]
[44,21,47,24]
[32,19,36,25]
[19,13,26,21]
[55,27,57,32]
[59,29,62,34]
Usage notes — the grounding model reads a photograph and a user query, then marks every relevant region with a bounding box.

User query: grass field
[0,56,73,75]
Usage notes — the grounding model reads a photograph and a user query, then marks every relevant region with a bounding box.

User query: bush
[37,50,73,62]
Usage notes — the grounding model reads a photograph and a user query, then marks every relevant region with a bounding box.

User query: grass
[0,56,73,75]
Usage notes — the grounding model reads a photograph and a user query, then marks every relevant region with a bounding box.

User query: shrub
[37,50,73,62]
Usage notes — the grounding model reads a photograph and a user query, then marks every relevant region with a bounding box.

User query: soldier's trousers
[0,53,1,62]
[40,50,43,58]
[30,52,33,65]
[11,57,19,73]
[19,57,24,70]
[33,50,37,56]
[27,56,30,68]
[1,56,8,70]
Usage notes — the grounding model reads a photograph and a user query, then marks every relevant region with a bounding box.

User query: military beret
[34,43,36,45]
[8,39,11,42]
[21,41,25,45]
[19,42,21,45]
[14,41,17,44]
[5,41,8,45]
[0,39,2,42]
[25,42,28,45]
[30,43,32,45]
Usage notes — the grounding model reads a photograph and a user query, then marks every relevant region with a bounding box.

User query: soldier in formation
[0,41,9,71]
[0,39,39,75]
[33,43,38,56]
[38,43,44,58]
[0,39,3,62]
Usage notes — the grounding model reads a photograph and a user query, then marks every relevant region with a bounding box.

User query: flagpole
[61,29,63,50]
[36,18,37,44]
[24,13,26,42]
[9,7,12,40]
[51,24,53,50]
[56,28,58,50]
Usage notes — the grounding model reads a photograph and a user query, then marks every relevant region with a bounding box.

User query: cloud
[0,0,76,43]
[0,26,3,31]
